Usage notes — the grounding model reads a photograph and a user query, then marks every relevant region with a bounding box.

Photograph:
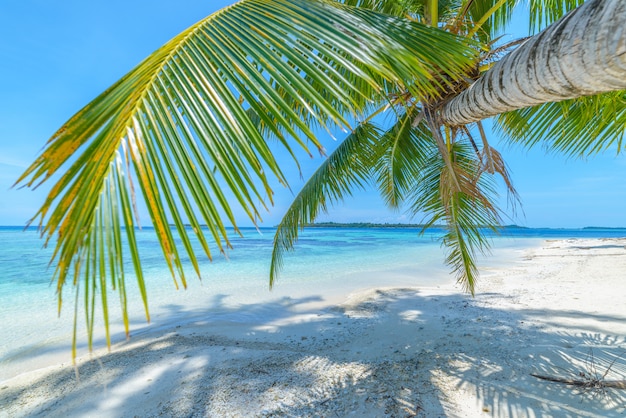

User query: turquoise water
[0,225,624,381]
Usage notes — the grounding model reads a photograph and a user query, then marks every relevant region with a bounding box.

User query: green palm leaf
[373,107,430,208]
[453,0,585,41]
[527,0,585,32]
[371,108,504,294]
[495,91,626,157]
[270,108,432,286]
[408,134,505,294]
[16,0,475,356]
[462,0,518,40]
[270,122,382,286]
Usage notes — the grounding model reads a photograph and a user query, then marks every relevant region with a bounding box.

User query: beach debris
[531,349,626,400]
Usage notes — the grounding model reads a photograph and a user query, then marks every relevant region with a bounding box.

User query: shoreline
[1,238,625,417]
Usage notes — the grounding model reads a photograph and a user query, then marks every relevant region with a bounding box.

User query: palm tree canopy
[16,0,626,357]
[442,0,626,125]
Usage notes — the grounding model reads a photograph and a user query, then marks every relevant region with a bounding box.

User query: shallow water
[0,225,624,381]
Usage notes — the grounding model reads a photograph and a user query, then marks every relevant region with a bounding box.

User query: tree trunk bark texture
[441,0,626,126]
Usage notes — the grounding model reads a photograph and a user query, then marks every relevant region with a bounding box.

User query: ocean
[1,225,625,381]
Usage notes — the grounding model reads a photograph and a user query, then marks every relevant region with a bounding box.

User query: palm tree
[16,0,626,355]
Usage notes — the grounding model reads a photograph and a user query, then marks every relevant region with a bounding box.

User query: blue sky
[1,0,624,228]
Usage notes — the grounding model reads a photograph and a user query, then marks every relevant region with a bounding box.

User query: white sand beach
[1,238,625,417]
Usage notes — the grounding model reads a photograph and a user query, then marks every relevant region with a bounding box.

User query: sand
[1,238,625,417]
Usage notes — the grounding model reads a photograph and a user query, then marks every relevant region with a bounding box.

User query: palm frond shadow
[2,289,625,417]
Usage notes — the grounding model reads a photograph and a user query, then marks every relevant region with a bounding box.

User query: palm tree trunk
[441,0,626,126]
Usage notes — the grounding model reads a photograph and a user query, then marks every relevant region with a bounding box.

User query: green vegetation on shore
[302,222,531,229]
[303,222,433,228]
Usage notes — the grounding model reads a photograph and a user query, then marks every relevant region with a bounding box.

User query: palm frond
[465,123,521,213]
[527,0,585,33]
[373,107,430,208]
[335,0,422,18]
[409,138,503,294]
[459,0,584,39]
[453,0,584,41]
[495,91,626,157]
[270,123,382,286]
[15,0,475,357]
[465,0,518,40]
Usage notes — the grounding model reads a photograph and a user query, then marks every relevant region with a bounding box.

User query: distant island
[303,222,433,228]
[301,222,531,229]
[582,226,626,230]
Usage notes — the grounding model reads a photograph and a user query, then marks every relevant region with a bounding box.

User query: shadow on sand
[1,288,625,417]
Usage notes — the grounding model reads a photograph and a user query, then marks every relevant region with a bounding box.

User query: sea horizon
[2,223,626,229]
